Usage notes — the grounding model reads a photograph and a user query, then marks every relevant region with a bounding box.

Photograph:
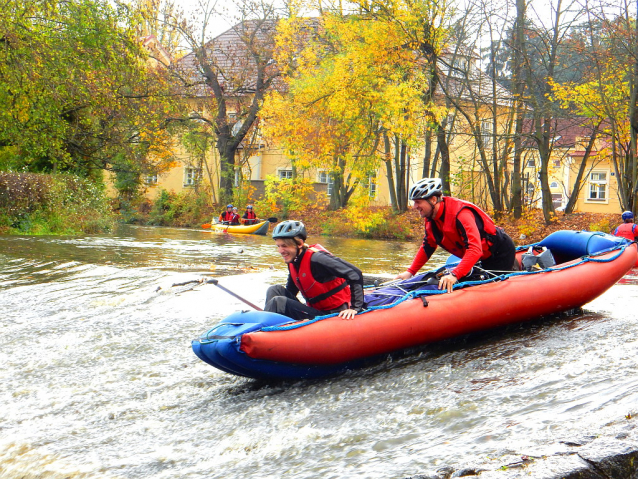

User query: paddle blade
[267,217,278,223]
[201,223,212,229]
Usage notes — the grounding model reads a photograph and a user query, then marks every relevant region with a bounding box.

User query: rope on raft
[261,243,630,333]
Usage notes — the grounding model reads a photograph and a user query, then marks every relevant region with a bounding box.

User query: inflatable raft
[208,220,270,235]
[192,230,636,380]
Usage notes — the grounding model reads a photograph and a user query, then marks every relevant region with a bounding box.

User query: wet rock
[404,418,638,479]
[560,436,597,447]
[577,440,638,479]
[452,467,485,477]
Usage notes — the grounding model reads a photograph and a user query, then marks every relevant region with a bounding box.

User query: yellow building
[139,25,623,216]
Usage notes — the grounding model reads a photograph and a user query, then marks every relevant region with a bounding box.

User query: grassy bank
[0,172,114,235]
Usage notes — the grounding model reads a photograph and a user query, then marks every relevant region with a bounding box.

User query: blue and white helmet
[272,220,307,241]
[622,211,634,221]
[409,178,443,201]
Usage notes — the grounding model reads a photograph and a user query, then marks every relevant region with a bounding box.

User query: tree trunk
[436,122,451,194]
[510,0,526,218]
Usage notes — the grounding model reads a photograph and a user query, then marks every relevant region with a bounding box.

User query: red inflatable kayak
[193,230,636,379]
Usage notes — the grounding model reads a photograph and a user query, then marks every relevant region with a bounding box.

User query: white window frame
[277,168,293,180]
[586,170,609,203]
[367,173,377,198]
[184,167,201,187]
[480,120,492,148]
[145,174,158,185]
[318,170,333,196]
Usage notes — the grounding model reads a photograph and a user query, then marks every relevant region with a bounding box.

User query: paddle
[170,278,263,311]
[267,217,278,222]
[205,278,263,311]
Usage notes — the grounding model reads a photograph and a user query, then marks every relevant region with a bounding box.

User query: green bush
[0,172,114,235]
[146,189,211,227]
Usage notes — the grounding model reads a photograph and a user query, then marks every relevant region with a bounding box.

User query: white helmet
[409,178,443,200]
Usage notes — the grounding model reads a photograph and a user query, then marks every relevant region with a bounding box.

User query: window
[184,167,201,186]
[587,171,607,202]
[318,171,334,196]
[278,169,293,180]
[145,174,158,185]
[480,120,492,148]
[551,193,563,209]
[550,181,558,188]
[553,160,561,168]
[527,158,536,168]
[367,174,377,198]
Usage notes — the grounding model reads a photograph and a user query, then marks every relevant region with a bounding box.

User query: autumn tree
[170,0,280,202]
[0,0,182,184]
[551,2,638,213]
[263,0,449,212]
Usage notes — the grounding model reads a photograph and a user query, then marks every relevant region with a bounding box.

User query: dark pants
[483,229,518,272]
[264,285,330,322]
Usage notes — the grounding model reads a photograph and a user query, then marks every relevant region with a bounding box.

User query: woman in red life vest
[396,178,517,292]
[230,207,240,225]
[264,220,365,322]
[613,211,638,241]
[242,205,258,225]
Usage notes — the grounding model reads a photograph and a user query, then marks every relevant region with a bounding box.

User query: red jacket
[408,197,499,278]
[219,211,239,224]
[614,222,637,241]
[242,210,257,225]
[288,245,352,311]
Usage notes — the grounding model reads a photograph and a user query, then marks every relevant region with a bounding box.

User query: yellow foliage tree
[262,0,449,212]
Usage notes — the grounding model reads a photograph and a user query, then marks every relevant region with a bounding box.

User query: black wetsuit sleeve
[310,252,365,312]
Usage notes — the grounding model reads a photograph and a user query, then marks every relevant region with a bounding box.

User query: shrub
[146,189,212,227]
[0,172,114,235]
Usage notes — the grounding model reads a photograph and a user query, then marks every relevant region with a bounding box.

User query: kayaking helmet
[409,178,443,200]
[226,204,233,208]
[246,205,253,209]
[622,211,634,221]
[272,220,307,241]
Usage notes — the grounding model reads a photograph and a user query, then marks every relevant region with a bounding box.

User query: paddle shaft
[206,279,263,311]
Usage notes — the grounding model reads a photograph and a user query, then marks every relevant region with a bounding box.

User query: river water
[1,225,637,479]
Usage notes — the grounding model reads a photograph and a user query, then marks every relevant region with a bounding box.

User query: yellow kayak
[209,220,270,235]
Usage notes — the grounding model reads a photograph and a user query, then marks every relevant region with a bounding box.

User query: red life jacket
[219,211,233,222]
[614,223,637,241]
[244,210,256,220]
[288,244,351,311]
[426,197,498,260]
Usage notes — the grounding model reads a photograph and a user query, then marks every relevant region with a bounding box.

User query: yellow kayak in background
[208,220,270,235]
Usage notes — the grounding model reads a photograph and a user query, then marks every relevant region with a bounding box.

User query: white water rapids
[1,225,637,479]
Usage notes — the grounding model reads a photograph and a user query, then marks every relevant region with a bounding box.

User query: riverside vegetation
[0,172,620,244]
[0,173,114,235]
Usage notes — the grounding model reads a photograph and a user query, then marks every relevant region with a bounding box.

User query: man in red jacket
[396,178,516,292]
[613,211,638,241]
[264,220,365,321]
